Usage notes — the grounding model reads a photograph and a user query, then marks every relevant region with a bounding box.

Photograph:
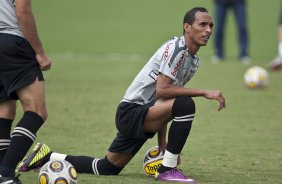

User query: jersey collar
[180,36,198,59]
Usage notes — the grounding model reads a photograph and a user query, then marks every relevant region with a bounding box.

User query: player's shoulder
[163,36,185,50]
[165,36,181,44]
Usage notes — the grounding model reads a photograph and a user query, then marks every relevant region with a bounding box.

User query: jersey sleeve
[158,41,186,81]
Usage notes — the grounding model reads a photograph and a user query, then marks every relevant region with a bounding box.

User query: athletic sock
[166,121,192,154]
[65,155,95,173]
[0,118,12,164]
[50,152,66,161]
[65,155,122,175]
[159,119,192,172]
[158,150,179,173]
[0,111,44,176]
[158,122,192,173]
[50,153,93,173]
[279,42,282,57]
[158,97,195,173]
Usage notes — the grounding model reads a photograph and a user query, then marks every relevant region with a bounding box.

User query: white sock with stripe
[162,150,178,168]
[50,153,67,161]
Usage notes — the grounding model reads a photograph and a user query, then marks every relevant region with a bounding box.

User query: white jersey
[122,36,199,105]
[0,0,24,37]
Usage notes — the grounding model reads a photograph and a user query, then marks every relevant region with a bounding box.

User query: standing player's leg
[0,78,47,176]
[0,100,16,163]
[214,2,228,60]
[269,13,282,71]
[233,1,249,60]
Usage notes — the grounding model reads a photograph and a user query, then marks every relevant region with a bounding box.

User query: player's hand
[203,90,226,111]
[36,53,52,71]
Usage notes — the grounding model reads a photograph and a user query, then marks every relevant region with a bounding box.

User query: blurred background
[33,0,279,62]
[18,0,282,183]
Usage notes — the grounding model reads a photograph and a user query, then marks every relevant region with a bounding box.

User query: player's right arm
[156,74,226,111]
[15,0,51,71]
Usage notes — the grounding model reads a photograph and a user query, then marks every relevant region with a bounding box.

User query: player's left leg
[18,101,151,175]
[18,138,142,175]
[64,101,153,175]
[52,151,126,175]
[17,144,130,175]
[60,133,142,176]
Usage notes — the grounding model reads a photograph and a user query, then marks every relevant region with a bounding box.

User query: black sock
[65,155,122,175]
[158,121,192,173]
[0,118,13,164]
[65,155,95,173]
[0,111,44,176]
[158,97,195,173]
[166,121,192,154]
[166,97,195,154]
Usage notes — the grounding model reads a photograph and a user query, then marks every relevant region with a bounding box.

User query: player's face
[185,12,213,47]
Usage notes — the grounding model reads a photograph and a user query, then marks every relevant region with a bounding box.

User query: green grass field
[16,0,282,183]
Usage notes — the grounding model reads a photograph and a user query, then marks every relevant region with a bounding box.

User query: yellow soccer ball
[244,66,269,89]
[142,146,164,176]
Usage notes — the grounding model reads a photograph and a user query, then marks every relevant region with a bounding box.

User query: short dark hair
[183,7,208,25]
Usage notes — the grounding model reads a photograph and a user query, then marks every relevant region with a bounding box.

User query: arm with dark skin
[156,74,226,111]
[15,0,52,71]
[156,73,226,164]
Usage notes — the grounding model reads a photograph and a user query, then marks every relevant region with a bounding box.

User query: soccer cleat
[155,168,197,183]
[0,173,22,184]
[16,143,51,172]
[269,56,282,71]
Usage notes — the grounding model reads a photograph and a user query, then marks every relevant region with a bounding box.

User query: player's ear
[183,23,191,33]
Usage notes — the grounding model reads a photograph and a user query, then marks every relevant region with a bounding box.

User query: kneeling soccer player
[17,7,226,183]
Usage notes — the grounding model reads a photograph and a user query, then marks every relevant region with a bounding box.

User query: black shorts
[108,101,156,155]
[0,33,44,102]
